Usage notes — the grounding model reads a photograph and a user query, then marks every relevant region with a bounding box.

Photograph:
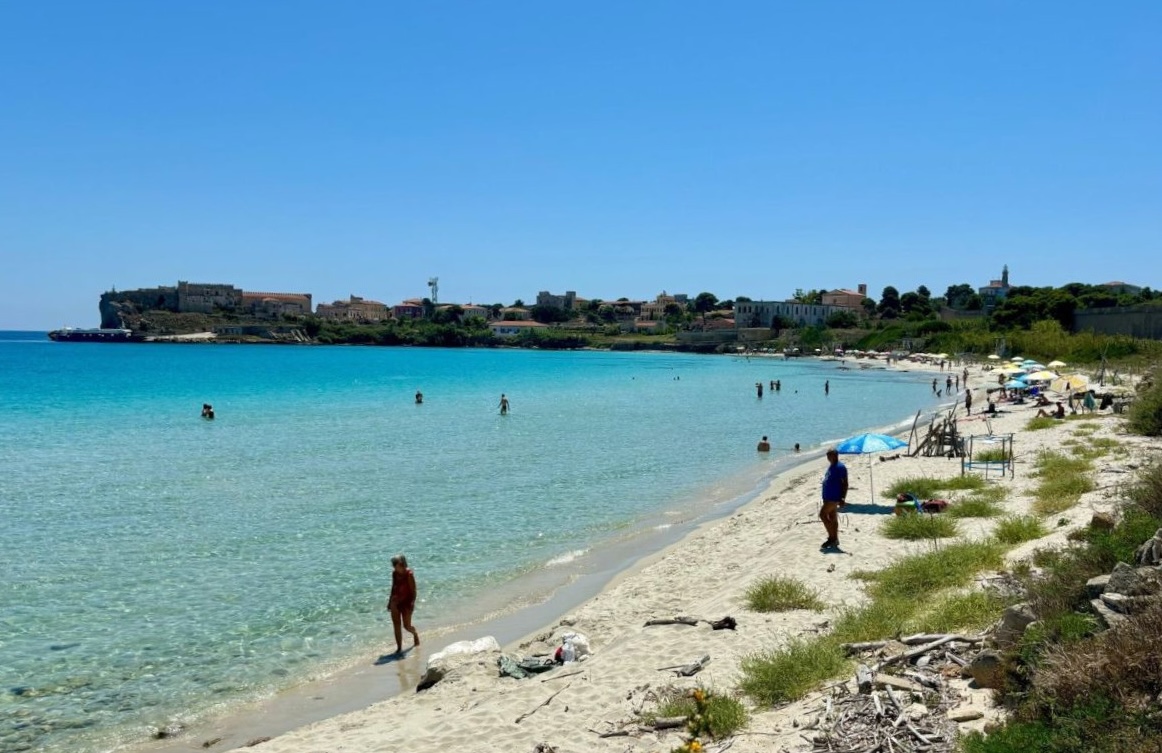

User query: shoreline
[128,363,955,753]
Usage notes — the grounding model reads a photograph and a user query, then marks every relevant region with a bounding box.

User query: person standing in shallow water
[757,435,771,452]
[819,449,848,550]
[415,391,423,405]
[386,555,420,655]
[498,394,509,415]
[825,380,830,396]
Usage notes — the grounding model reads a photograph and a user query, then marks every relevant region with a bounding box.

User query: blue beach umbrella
[1005,379,1027,389]
[835,433,908,503]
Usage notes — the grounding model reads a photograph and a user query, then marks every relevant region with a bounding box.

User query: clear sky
[1,1,1159,329]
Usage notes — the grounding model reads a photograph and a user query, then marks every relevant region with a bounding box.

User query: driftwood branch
[876,634,965,669]
[644,616,700,627]
[843,640,890,655]
[674,654,711,677]
[587,727,630,739]
[652,716,688,730]
[856,664,874,693]
[515,683,571,724]
[541,669,584,683]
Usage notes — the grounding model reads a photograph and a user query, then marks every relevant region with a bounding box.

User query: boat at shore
[47,327,136,342]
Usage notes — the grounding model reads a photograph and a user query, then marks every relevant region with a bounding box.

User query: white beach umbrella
[1048,360,1067,368]
[987,354,1001,360]
[1010,356,1023,362]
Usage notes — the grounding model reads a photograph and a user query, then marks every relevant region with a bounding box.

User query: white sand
[205,361,1155,753]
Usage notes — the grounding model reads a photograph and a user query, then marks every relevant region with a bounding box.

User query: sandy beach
[154,359,1157,753]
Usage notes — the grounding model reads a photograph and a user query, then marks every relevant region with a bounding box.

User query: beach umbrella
[1048,360,1067,368]
[834,432,909,504]
[1010,356,1024,362]
[1051,374,1090,393]
[1026,370,1056,382]
[1005,379,1027,389]
[987,354,1001,360]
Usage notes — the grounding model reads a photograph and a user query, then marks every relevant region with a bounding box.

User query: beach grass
[858,541,1006,601]
[745,576,824,612]
[1026,416,1059,431]
[973,447,1009,463]
[880,512,958,540]
[909,590,1014,634]
[1032,450,1095,516]
[831,597,916,644]
[947,495,1003,518]
[651,688,748,739]
[881,475,986,500]
[993,515,1049,545]
[740,638,847,706]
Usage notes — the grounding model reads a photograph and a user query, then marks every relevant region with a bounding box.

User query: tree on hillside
[877,286,900,318]
[693,292,719,320]
[826,310,860,328]
[512,299,525,308]
[736,295,753,303]
[529,304,571,324]
[793,288,824,305]
[917,285,931,300]
[943,283,976,310]
[861,297,877,316]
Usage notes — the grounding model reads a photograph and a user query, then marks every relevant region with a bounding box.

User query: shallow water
[0,335,939,752]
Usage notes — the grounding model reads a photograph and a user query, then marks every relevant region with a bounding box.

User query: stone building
[241,291,313,318]
[536,290,577,310]
[316,295,389,322]
[733,300,844,328]
[821,285,868,309]
[176,281,244,313]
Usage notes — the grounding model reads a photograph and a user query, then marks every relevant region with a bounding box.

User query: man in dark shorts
[820,448,848,550]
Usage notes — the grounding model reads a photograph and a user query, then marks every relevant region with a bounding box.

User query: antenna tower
[427,277,439,304]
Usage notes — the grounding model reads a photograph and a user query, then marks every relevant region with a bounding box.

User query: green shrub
[881,475,985,500]
[744,576,823,612]
[1128,372,1162,436]
[881,513,958,540]
[993,515,1048,545]
[651,688,749,740]
[739,638,847,706]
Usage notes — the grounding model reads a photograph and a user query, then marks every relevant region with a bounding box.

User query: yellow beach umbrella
[1048,360,1067,368]
[1026,370,1057,382]
[1051,374,1089,392]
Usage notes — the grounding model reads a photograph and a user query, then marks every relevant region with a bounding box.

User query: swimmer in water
[499,394,509,415]
[415,391,423,405]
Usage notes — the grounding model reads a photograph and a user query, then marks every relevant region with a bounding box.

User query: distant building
[821,284,868,309]
[640,291,689,320]
[1100,281,1143,296]
[241,291,312,318]
[500,306,531,321]
[535,290,577,310]
[733,300,845,328]
[978,265,1011,310]
[393,300,426,320]
[316,295,389,322]
[490,321,549,338]
[459,304,491,321]
[177,281,244,313]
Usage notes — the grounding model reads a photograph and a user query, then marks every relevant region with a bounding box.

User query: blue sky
[1,1,1159,329]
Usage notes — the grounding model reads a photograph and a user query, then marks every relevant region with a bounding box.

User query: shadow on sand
[374,648,413,665]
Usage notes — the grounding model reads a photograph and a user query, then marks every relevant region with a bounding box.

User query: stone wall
[1073,305,1162,340]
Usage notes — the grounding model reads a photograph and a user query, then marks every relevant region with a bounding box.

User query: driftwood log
[644,616,700,627]
[671,654,711,677]
[515,683,571,724]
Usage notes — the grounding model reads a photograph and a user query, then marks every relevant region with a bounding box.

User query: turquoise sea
[0,333,942,753]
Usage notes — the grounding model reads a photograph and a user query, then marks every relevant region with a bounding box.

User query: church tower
[1001,264,1009,287]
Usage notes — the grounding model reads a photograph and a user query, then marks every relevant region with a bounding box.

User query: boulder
[994,602,1037,646]
[969,650,1005,689]
[906,703,929,721]
[1135,529,1162,567]
[1106,562,1162,597]
[1090,512,1117,530]
[417,636,502,691]
[1090,598,1127,630]
[1085,573,1111,598]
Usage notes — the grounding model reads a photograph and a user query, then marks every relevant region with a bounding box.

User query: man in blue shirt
[820,448,848,550]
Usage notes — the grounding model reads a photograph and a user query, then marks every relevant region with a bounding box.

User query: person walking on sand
[965,388,973,415]
[386,555,420,655]
[498,394,509,415]
[819,448,848,550]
